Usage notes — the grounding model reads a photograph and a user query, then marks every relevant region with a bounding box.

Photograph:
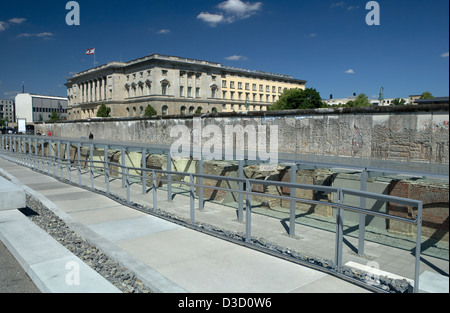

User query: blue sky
[0,0,448,100]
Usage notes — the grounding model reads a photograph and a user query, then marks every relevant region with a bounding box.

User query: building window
[162,105,168,116]
[222,80,227,88]
[245,83,250,90]
[189,106,195,115]
[162,70,168,76]
[252,84,257,91]
[211,87,217,99]
[187,87,192,98]
[180,86,184,97]
[238,82,242,90]
[181,106,186,115]
[230,81,235,89]
[162,84,168,96]
[196,87,200,98]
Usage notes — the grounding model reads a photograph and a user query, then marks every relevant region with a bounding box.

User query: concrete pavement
[0,156,448,293]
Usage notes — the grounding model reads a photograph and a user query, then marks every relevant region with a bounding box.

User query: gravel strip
[23,195,153,294]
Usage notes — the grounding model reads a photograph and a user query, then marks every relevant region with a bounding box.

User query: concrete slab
[0,177,26,211]
[89,216,182,242]
[414,271,449,293]
[0,210,120,293]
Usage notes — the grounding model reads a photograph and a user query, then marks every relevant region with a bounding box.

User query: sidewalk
[0,157,448,293]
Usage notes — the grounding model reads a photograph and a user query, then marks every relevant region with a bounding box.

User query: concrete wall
[36,104,449,164]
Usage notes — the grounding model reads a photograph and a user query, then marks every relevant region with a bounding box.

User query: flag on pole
[85,48,95,55]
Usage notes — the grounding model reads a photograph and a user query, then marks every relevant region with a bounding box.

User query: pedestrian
[89,132,94,140]
[48,131,52,137]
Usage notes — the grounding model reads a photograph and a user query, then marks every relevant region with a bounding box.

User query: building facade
[65,54,307,120]
[0,99,15,123]
[15,93,68,123]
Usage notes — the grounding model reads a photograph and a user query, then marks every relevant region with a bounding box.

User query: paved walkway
[0,157,448,293]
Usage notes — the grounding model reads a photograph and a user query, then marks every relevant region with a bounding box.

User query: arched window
[161,79,170,96]
[189,106,195,115]
[180,106,186,115]
[211,107,218,114]
[162,105,169,116]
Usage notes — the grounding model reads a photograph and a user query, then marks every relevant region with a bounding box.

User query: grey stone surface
[0,177,26,211]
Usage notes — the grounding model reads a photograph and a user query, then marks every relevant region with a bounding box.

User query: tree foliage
[269,88,326,111]
[49,111,60,122]
[346,94,371,107]
[420,91,434,99]
[144,105,157,117]
[392,98,407,106]
[97,103,111,118]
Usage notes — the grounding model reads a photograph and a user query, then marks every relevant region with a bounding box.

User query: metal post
[198,158,204,211]
[190,174,195,225]
[104,145,109,185]
[126,168,130,204]
[152,170,157,213]
[167,153,172,202]
[358,169,368,256]
[335,189,344,270]
[245,179,252,243]
[121,147,126,188]
[58,141,62,179]
[238,160,244,222]
[290,164,297,237]
[67,142,71,182]
[142,148,147,195]
[414,202,423,293]
[77,143,81,186]
[90,143,94,189]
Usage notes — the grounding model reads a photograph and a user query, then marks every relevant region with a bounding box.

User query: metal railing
[0,134,424,292]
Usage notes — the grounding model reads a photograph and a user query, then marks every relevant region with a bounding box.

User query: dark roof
[414,97,449,105]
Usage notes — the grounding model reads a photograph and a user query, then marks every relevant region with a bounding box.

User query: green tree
[346,94,371,107]
[392,98,407,106]
[420,91,434,99]
[144,105,157,117]
[97,103,111,118]
[49,111,60,122]
[269,88,326,111]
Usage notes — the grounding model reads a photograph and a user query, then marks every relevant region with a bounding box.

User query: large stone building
[65,54,307,119]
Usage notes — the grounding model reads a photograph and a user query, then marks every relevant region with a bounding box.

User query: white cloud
[0,21,9,31]
[331,2,345,8]
[218,0,262,19]
[0,17,26,31]
[9,18,26,24]
[17,32,55,39]
[441,52,449,58]
[345,69,355,74]
[157,29,171,34]
[309,33,317,38]
[197,12,225,26]
[225,55,248,61]
[198,0,262,26]
[3,91,20,99]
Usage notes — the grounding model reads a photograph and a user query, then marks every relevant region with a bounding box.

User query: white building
[15,93,68,123]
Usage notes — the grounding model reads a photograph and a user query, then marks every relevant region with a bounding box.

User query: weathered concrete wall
[36,104,449,164]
